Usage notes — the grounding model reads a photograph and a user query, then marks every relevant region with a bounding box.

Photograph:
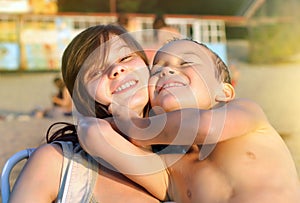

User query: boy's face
[149,40,224,113]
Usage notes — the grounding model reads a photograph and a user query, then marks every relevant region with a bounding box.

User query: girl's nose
[160,66,175,77]
[108,65,127,79]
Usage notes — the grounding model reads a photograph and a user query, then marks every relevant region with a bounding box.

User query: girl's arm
[10,144,62,203]
[116,98,267,146]
[78,117,169,201]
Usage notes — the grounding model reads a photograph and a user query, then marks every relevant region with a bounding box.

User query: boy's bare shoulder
[231,98,261,109]
[230,98,267,120]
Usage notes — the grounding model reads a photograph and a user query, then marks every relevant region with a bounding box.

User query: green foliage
[58,0,109,12]
[248,22,300,64]
[57,0,245,15]
[117,0,140,13]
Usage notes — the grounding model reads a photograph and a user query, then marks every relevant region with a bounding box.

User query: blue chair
[1,148,35,203]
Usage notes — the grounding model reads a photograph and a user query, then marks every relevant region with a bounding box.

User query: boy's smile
[155,78,188,94]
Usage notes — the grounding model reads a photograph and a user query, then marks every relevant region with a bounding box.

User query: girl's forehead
[109,35,126,47]
[109,34,139,52]
[107,36,133,56]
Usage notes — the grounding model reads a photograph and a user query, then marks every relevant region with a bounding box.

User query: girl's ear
[215,83,235,102]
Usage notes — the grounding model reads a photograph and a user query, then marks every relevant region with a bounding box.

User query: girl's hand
[108,102,139,136]
[108,102,139,120]
[108,102,167,147]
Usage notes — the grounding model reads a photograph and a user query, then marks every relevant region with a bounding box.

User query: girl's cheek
[86,80,98,99]
[148,78,157,97]
[87,79,111,106]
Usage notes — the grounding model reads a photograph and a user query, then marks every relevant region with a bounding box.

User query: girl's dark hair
[48,24,149,144]
[46,122,78,144]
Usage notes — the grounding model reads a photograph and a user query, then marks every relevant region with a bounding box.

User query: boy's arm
[77,117,169,201]
[117,98,266,146]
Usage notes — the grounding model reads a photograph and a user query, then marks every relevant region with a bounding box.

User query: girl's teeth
[115,81,136,92]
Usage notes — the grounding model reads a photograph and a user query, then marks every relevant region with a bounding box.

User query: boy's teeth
[163,82,184,89]
[115,80,136,92]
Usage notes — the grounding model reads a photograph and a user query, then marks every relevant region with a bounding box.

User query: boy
[79,39,300,202]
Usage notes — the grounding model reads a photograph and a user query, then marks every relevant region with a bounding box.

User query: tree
[248,0,300,63]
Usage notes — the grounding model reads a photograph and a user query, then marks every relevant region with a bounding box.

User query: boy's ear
[215,83,235,102]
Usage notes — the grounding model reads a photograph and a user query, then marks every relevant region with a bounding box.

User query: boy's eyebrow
[181,51,202,58]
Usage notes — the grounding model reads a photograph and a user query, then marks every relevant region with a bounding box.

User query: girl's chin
[128,101,148,116]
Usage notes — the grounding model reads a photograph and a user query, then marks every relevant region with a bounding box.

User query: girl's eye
[120,54,133,62]
[88,69,102,80]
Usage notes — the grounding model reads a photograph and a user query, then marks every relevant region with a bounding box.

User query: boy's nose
[108,65,127,79]
[160,67,175,77]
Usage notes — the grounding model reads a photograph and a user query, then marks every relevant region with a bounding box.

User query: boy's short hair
[192,40,231,84]
[168,39,232,84]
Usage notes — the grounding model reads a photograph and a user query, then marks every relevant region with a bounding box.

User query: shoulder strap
[54,141,98,203]
[53,141,74,203]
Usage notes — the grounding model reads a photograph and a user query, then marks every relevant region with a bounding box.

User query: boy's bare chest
[167,151,233,202]
[166,135,290,202]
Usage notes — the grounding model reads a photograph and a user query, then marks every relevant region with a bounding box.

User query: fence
[0,13,227,71]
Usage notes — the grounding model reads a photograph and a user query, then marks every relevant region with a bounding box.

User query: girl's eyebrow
[117,45,133,57]
[119,45,131,50]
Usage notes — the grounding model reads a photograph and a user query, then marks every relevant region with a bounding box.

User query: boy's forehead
[157,40,210,60]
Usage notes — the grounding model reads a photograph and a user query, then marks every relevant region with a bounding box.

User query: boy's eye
[151,70,160,76]
[180,61,192,66]
[150,66,162,76]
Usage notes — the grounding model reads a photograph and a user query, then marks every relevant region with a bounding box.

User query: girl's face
[86,35,149,116]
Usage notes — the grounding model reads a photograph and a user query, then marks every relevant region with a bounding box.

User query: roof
[153,0,266,26]
[155,0,265,17]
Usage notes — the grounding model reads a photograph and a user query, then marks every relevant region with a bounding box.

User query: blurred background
[1,0,300,196]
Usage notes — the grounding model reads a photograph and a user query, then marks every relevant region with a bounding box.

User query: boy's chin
[153,94,198,113]
[156,99,181,113]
